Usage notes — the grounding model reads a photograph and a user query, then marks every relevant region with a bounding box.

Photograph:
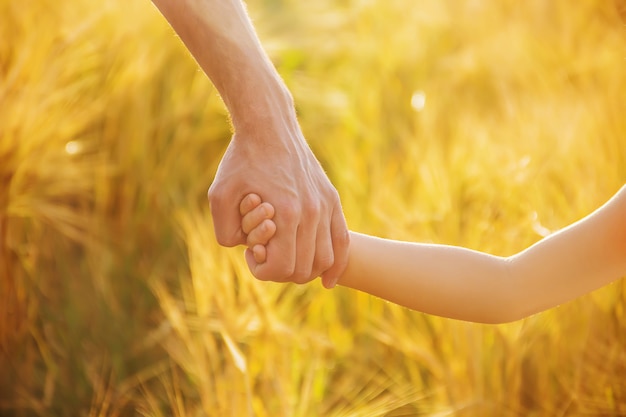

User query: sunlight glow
[65,141,82,155]
[411,90,426,111]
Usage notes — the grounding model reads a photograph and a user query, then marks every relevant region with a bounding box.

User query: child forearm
[339,186,626,324]
[506,185,626,319]
[339,233,517,323]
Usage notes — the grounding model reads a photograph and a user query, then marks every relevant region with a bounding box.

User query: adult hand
[208,119,350,288]
[151,0,348,286]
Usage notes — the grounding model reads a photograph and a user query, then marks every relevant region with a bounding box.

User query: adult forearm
[151,0,294,134]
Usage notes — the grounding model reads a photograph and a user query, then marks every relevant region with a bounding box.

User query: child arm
[339,186,626,323]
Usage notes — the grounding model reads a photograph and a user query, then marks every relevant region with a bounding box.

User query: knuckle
[324,187,340,206]
[316,253,334,274]
[215,234,227,245]
[215,233,237,247]
[256,261,295,283]
[207,183,220,202]
[208,187,226,211]
[291,275,309,285]
[277,265,298,282]
[290,268,314,285]
[252,271,273,282]
[301,200,320,219]
[276,200,299,224]
[335,228,351,249]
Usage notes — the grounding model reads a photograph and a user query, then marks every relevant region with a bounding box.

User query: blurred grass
[1,0,625,415]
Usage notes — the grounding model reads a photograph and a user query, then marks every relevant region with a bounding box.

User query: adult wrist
[229,77,296,137]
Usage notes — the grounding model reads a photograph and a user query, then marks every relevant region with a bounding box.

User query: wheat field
[1,0,626,416]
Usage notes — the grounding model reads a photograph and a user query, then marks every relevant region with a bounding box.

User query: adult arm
[151,0,350,287]
[339,186,626,323]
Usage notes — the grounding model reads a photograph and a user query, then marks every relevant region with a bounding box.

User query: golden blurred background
[1,0,625,415]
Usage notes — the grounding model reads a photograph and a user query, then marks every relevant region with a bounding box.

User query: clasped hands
[207,131,350,289]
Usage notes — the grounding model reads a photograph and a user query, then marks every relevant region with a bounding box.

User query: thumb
[244,248,260,277]
[321,274,337,289]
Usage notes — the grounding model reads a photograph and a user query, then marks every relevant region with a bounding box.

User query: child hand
[239,193,277,264]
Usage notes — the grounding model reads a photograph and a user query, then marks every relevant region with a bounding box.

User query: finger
[244,247,258,274]
[252,244,267,264]
[246,219,277,247]
[311,213,334,281]
[253,201,298,281]
[239,193,262,217]
[242,203,275,235]
[208,183,246,247]
[321,204,350,289]
[244,247,269,277]
[290,203,318,284]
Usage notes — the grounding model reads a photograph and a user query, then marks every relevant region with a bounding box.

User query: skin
[241,186,626,324]
[151,0,350,288]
